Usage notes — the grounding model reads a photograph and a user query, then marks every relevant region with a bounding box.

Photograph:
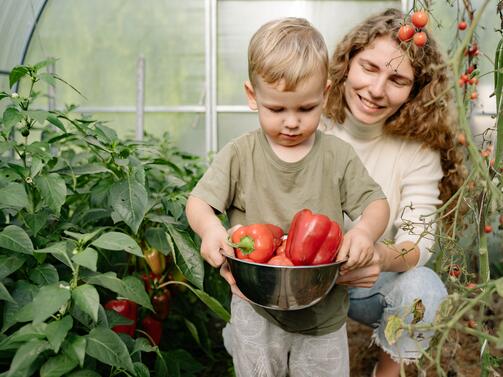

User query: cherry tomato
[411,10,429,28]
[413,32,428,47]
[398,24,415,42]
[470,92,478,100]
[267,254,294,266]
[483,224,493,233]
[458,21,467,30]
[449,264,461,278]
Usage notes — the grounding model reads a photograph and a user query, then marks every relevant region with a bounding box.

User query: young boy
[185,17,389,377]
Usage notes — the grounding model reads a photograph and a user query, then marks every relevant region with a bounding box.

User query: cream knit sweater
[321,112,442,266]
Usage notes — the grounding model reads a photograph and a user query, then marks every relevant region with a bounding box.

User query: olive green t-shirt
[191,129,385,335]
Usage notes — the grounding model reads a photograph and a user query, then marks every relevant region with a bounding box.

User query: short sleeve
[190,142,240,213]
[340,146,386,221]
[394,147,442,266]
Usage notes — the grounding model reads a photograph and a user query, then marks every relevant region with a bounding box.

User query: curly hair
[324,8,465,205]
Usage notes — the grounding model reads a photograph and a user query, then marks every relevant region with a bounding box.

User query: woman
[322,8,465,377]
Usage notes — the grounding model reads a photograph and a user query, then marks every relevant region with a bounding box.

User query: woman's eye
[361,64,375,72]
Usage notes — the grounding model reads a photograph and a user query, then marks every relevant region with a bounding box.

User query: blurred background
[0,0,499,157]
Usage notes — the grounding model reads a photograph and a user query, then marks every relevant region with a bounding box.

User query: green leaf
[0,323,47,351]
[55,163,111,176]
[2,281,39,332]
[40,353,78,377]
[38,72,57,86]
[9,66,30,88]
[85,328,135,373]
[132,337,157,354]
[71,247,98,272]
[119,276,153,311]
[81,271,123,295]
[0,182,29,210]
[2,107,24,134]
[64,229,102,244]
[6,339,51,377]
[0,225,34,255]
[65,370,101,377]
[34,173,67,215]
[35,242,75,271]
[32,283,71,324]
[0,254,26,279]
[185,285,230,322]
[29,263,59,286]
[184,318,200,346]
[20,209,49,236]
[384,315,404,346]
[62,335,87,368]
[154,352,170,377]
[167,226,204,289]
[46,114,66,132]
[495,277,503,297]
[0,283,15,303]
[109,178,148,234]
[25,110,49,125]
[46,315,73,353]
[133,362,150,377]
[91,232,142,257]
[145,228,172,256]
[72,284,99,323]
[34,58,57,71]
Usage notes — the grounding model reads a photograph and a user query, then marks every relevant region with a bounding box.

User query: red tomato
[483,224,493,233]
[411,10,429,28]
[448,264,461,278]
[470,92,478,100]
[413,32,428,47]
[458,21,467,30]
[267,254,294,266]
[398,24,415,42]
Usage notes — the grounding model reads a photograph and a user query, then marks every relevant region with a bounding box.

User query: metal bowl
[226,255,345,311]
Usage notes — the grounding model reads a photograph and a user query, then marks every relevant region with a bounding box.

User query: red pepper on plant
[152,288,171,320]
[230,224,276,263]
[285,209,344,266]
[142,315,163,345]
[104,299,138,337]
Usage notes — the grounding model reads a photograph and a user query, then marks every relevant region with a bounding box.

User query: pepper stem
[227,235,255,255]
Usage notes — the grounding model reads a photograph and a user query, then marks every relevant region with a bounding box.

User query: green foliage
[0,60,230,376]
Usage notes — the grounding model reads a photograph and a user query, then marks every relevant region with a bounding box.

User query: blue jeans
[348,267,447,362]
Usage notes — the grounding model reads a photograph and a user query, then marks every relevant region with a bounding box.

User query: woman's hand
[336,247,383,288]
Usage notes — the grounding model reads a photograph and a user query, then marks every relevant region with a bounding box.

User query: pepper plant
[0,60,230,376]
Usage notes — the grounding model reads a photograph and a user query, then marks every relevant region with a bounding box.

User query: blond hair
[324,8,465,206]
[248,17,328,91]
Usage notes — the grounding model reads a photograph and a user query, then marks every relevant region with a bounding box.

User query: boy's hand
[336,227,374,274]
[200,224,234,268]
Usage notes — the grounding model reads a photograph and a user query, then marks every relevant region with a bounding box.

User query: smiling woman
[321,8,465,377]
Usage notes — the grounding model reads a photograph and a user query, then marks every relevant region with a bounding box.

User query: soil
[347,319,502,377]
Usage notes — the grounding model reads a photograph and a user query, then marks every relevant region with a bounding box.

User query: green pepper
[285,209,344,265]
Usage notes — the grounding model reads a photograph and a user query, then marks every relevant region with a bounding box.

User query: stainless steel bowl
[226,255,345,310]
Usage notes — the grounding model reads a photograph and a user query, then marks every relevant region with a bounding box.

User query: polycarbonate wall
[1,0,499,156]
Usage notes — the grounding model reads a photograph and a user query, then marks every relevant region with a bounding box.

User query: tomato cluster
[398,10,429,47]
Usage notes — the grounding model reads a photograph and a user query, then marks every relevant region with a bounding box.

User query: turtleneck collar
[341,108,384,140]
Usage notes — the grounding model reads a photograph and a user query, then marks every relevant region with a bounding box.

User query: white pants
[223,295,349,377]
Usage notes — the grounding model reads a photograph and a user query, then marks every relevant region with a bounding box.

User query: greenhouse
[0,0,502,376]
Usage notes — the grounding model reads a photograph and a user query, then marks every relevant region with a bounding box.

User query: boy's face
[245,74,330,148]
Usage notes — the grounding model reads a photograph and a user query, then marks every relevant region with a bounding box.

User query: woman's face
[344,35,414,124]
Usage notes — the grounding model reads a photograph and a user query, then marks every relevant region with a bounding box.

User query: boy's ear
[244,81,258,110]
[323,79,332,107]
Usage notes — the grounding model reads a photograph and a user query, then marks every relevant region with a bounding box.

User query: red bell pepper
[152,288,171,320]
[231,224,276,263]
[265,224,284,249]
[105,299,138,337]
[267,254,294,266]
[142,315,163,345]
[285,209,343,266]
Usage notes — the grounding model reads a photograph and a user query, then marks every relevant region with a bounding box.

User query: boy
[185,17,389,377]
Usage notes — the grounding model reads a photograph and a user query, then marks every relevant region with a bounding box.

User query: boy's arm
[185,195,234,268]
[336,198,389,273]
